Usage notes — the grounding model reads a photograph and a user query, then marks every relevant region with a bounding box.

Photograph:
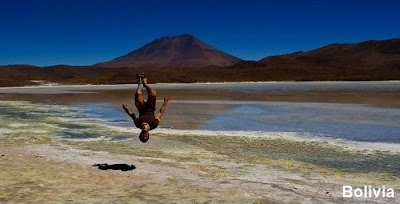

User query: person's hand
[122,104,129,112]
[164,95,170,102]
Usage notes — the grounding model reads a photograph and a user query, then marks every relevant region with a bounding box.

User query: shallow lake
[0,81,399,144]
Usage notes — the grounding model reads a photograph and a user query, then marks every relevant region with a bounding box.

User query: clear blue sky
[1,0,399,66]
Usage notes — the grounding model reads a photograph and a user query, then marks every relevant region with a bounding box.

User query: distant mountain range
[260,38,400,68]
[95,34,242,68]
[0,35,399,86]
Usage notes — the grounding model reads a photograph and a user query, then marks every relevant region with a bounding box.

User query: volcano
[95,34,242,68]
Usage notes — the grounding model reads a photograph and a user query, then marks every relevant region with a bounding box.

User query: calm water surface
[0,82,399,143]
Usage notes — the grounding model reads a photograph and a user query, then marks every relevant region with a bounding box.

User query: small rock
[1,155,4,157]
[38,184,44,187]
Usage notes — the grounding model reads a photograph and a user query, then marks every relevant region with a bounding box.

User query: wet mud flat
[1,87,400,108]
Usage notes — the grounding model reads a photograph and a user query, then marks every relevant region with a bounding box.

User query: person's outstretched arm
[156,95,170,121]
[122,104,136,120]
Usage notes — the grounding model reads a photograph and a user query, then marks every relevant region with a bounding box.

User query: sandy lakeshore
[1,132,399,202]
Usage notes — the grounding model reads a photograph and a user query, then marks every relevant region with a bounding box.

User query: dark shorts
[135,92,156,114]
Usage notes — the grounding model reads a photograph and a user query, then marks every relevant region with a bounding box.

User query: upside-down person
[122,73,170,143]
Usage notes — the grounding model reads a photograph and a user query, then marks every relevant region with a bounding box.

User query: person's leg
[143,79,157,112]
[135,82,144,112]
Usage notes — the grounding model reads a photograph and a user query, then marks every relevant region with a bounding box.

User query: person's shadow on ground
[92,163,136,171]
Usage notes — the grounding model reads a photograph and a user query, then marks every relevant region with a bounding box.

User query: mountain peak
[95,34,242,68]
[165,33,194,38]
[151,34,195,42]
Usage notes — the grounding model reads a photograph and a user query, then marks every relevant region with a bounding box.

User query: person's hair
[139,131,149,143]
